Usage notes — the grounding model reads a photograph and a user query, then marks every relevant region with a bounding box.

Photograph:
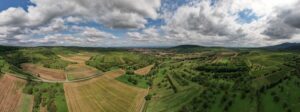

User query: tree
[145,94,152,100]
[47,100,57,112]
[126,70,134,75]
[273,96,280,102]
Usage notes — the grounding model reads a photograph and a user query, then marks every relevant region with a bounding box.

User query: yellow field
[0,74,30,112]
[58,53,93,64]
[64,69,148,112]
[134,64,154,76]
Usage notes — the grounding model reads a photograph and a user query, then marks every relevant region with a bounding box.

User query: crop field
[64,69,148,112]
[66,64,99,80]
[59,54,100,80]
[0,74,29,112]
[86,52,156,71]
[58,53,93,64]
[21,63,66,81]
[134,64,154,75]
[17,94,34,112]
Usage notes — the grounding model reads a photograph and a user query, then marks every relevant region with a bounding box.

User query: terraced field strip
[64,69,148,112]
[0,74,27,112]
[21,63,66,81]
[58,53,92,64]
[17,94,34,112]
[134,64,154,76]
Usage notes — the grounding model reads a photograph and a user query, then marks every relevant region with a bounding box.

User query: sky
[0,0,300,47]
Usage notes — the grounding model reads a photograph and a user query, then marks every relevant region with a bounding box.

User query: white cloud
[81,27,116,39]
[0,0,161,46]
[0,0,161,29]
[156,0,300,47]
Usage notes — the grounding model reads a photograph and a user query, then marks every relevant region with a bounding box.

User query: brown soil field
[0,74,27,112]
[64,69,148,112]
[21,63,66,81]
[58,53,92,64]
[134,64,154,76]
[59,54,99,80]
[66,64,99,80]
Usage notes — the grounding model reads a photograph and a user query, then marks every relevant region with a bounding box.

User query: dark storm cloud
[263,2,300,39]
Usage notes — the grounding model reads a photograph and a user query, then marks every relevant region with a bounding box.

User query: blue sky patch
[0,0,34,11]
[237,9,259,24]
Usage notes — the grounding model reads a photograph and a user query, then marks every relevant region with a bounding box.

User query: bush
[126,70,134,75]
[145,94,152,100]
[128,77,138,85]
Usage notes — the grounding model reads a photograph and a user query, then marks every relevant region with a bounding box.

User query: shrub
[145,94,152,100]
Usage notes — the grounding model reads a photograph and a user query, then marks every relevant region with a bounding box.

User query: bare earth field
[58,53,92,64]
[21,63,66,81]
[66,64,99,80]
[0,74,29,112]
[59,54,99,80]
[134,64,154,76]
[64,69,148,112]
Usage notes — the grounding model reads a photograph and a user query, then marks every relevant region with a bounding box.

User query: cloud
[262,18,297,39]
[0,0,161,29]
[262,1,300,39]
[81,27,116,39]
[157,0,250,46]
[283,2,300,29]
[0,0,161,46]
[127,27,161,41]
[156,0,300,46]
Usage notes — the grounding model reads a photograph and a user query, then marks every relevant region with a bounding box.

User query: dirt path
[134,64,154,76]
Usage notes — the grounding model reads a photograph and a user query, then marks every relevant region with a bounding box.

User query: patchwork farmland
[0,45,300,112]
[59,54,100,80]
[64,69,148,112]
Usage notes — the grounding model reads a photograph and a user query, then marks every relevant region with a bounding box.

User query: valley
[0,45,299,112]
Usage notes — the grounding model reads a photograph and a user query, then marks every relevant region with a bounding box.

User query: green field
[23,82,68,112]
[116,74,150,89]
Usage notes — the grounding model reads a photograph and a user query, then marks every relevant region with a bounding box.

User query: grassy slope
[116,74,149,89]
[18,94,34,112]
[146,64,202,112]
